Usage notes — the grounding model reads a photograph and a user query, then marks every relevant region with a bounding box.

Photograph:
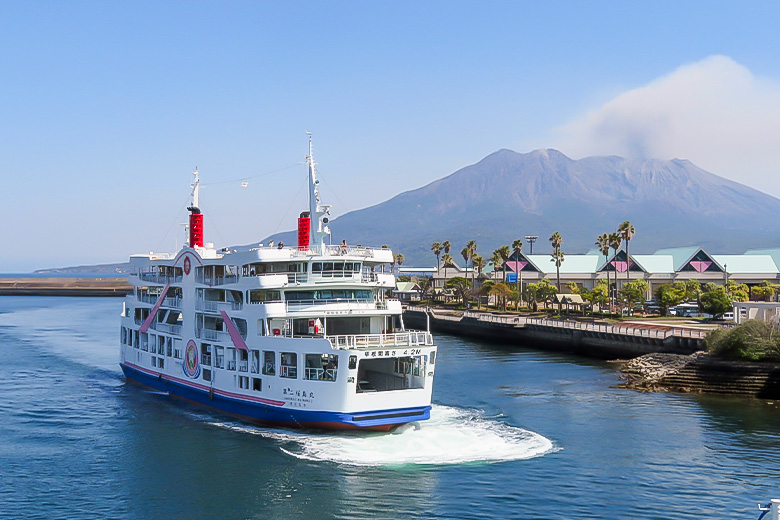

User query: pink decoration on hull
[139,283,171,333]
[220,310,248,351]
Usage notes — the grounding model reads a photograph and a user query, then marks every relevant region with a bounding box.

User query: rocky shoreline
[616,351,780,399]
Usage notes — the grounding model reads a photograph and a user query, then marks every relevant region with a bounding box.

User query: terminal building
[422,246,780,300]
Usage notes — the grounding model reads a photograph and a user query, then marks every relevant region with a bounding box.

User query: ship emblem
[183,340,200,378]
[183,256,191,275]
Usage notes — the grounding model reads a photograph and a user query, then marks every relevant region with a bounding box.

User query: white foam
[207,404,557,467]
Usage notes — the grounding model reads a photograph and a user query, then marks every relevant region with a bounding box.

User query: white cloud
[552,55,780,197]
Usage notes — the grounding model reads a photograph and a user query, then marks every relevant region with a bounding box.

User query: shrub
[705,320,780,361]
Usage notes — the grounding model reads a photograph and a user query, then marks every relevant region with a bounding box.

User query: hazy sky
[3,1,780,271]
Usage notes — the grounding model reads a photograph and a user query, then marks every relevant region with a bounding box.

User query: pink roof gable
[690,260,712,273]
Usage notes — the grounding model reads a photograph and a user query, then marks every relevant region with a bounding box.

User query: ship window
[430,350,436,364]
[349,355,357,370]
[203,369,212,382]
[250,351,260,374]
[304,353,338,381]
[227,348,236,370]
[238,350,248,372]
[238,375,250,390]
[252,377,262,391]
[201,344,212,366]
[262,351,276,375]
[158,357,165,369]
[249,290,282,304]
[151,357,157,368]
[166,337,173,357]
[173,339,182,359]
[214,346,224,369]
[280,352,297,379]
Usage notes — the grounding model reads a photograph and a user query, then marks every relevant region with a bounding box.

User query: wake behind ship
[119,138,437,430]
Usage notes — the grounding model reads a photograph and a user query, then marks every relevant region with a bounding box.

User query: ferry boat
[119,138,436,431]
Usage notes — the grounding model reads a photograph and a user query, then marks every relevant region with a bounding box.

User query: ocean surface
[1,296,778,520]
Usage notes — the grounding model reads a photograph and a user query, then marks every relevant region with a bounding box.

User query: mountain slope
[267,149,780,266]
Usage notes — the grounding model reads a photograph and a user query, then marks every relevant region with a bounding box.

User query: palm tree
[512,239,523,306]
[608,232,622,309]
[596,233,611,311]
[497,245,511,283]
[442,240,451,258]
[441,253,453,281]
[466,240,477,285]
[549,232,564,310]
[473,254,486,276]
[491,249,503,283]
[431,242,442,272]
[394,253,405,275]
[618,220,635,284]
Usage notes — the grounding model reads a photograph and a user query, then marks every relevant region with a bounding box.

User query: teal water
[0,296,778,519]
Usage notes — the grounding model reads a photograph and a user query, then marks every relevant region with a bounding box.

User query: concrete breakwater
[0,277,132,296]
[403,306,706,359]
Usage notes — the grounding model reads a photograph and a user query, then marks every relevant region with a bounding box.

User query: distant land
[35,263,131,275]
[39,148,780,272]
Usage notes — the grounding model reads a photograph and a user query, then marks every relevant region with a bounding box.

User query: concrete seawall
[403,307,705,359]
[0,278,132,297]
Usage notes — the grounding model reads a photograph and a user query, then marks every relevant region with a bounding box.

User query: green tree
[726,280,750,302]
[655,282,686,316]
[491,249,503,282]
[618,221,635,284]
[706,320,780,361]
[394,253,404,275]
[465,240,477,285]
[497,245,511,282]
[445,276,471,307]
[752,280,778,302]
[700,286,733,318]
[526,278,558,312]
[417,276,433,301]
[619,279,650,313]
[489,281,513,310]
[585,282,609,311]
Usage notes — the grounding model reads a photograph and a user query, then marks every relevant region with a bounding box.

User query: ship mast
[187,167,204,248]
[306,134,331,251]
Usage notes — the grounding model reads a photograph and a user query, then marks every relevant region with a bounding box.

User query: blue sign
[506,273,517,283]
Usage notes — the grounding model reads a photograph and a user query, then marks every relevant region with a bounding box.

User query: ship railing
[279,365,297,378]
[162,297,182,308]
[304,367,338,381]
[195,274,240,286]
[292,245,377,258]
[153,322,182,334]
[327,331,434,350]
[287,273,309,284]
[138,273,183,284]
[196,300,243,312]
[286,298,378,310]
[197,328,232,343]
[136,295,182,308]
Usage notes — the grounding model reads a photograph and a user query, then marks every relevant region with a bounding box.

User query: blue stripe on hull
[120,363,430,431]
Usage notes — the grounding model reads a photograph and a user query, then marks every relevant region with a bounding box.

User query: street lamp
[525,235,538,254]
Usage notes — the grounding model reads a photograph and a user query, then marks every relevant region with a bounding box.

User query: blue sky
[3,1,780,271]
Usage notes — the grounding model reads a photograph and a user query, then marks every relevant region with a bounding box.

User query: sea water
[0,296,778,519]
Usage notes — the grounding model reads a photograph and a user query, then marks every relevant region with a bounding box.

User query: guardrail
[327,331,433,349]
[407,306,708,340]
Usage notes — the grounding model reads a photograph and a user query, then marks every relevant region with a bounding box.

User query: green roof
[525,254,600,274]
[652,247,702,271]
[711,255,779,274]
[632,255,675,274]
